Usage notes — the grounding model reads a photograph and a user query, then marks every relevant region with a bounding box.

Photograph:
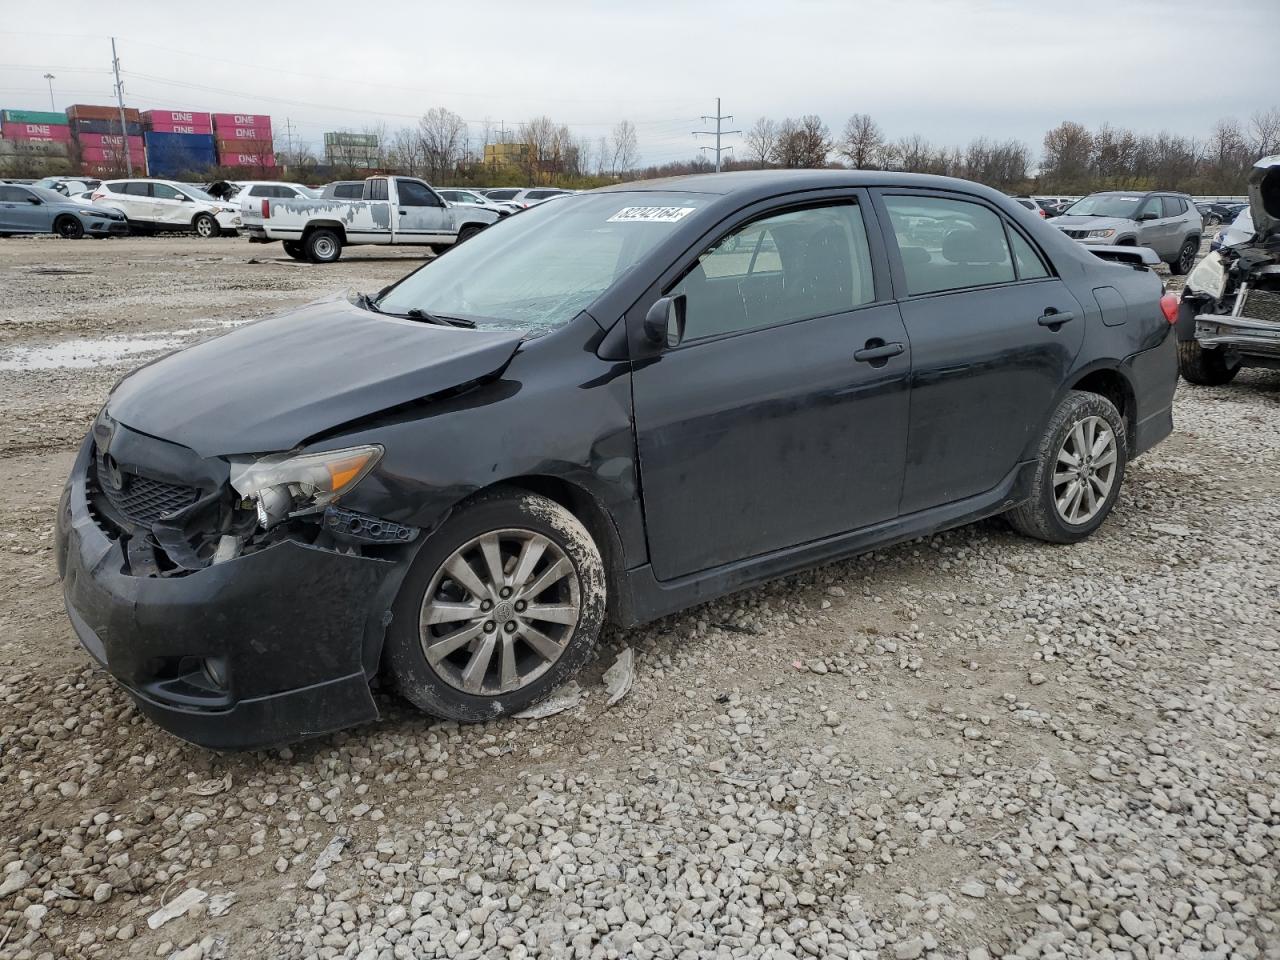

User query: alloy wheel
[1053,416,1118,525]
[418,528,581,695]
[196,217,215,238]
[1179,242,1196,273]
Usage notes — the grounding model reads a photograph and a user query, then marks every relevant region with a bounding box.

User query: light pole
[43,73,55,110]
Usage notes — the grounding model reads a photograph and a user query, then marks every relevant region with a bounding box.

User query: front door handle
[854,340,905,365]
[1037,309,1075,328]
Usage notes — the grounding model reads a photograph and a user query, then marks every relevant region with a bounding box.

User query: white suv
[92,179,241,237]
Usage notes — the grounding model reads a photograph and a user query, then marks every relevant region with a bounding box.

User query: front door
[631,196,912,581]
[149,182,190,227]
[875,191,1086,515]
[394,178,450,244]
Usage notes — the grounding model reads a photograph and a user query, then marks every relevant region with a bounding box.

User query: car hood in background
[107,298,522,458]
[1248,155,1279,244]
[1048,215,1133,232]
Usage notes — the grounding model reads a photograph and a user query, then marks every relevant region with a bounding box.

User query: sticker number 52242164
[607,206,696,223]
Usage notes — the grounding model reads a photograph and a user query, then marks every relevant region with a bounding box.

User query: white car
[228,181,320,218]
[91,178,241,237]
[436,187,515,214]
[482,187,574,210]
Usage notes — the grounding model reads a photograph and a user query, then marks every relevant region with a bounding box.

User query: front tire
[54,215,84,239]
[456,223,484,244]
[1006,391,1127,544]
[385,489,606,722]
[1169,238,1197,275]
[192,213,218,239]
[1177,339,1239,386]
[304,228,342,263]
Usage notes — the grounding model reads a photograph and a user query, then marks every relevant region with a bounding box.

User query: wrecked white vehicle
[1177,156,1280,384]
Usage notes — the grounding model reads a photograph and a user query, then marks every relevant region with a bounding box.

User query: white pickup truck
[240,175,503,263]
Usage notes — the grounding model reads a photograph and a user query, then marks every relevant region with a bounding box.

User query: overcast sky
[2,0,1276,166]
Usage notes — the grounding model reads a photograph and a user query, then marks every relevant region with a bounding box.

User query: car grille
[1241,288,1280,325]
[93,448,199,529]
[1060,229,1089,240]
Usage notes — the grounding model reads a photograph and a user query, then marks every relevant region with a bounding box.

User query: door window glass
[397,180,438,207]
[0,186,28,201]
[671,202,875,341]
[152,183,183,200]
[1135,197,1162,220]
[883,195,1015,295]
[1008,229,1050,280]
[1161,196,1184,217]
[121,182,151,196]
[367,179,388,201]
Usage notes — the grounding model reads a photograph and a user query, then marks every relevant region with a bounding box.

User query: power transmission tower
[694,97,740,173]
[110,37,132,176]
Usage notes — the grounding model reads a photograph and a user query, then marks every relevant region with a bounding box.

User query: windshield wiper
[402,307,476,329]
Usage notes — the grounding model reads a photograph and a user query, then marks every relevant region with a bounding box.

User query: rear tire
[385,489,606,723]
[53,215,83,240]
[282,240,306,260]
[1177,339,1239,386]
[304,228,342,263]
[192,213,218,239]
[456,223,483,244]
[1006,391,1127,545]
[1169,238,1197,275]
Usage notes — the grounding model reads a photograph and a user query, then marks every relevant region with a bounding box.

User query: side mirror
[643,295,686,349]
[1137,210,1157,221]
[27,196,42,205]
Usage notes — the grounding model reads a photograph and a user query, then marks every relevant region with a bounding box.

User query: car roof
[597,169,1020,207]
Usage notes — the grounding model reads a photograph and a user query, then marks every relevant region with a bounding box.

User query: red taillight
[261,199,270,218]
[1038,208,1046,218]
[1160,292,1178,324]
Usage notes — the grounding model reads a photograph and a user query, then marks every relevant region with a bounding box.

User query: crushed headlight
[228,444,382,528]
[1086,228,1116,239]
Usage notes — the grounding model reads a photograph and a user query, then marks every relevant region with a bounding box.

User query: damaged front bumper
[1195,283,1280,361]
[55,431,413,750]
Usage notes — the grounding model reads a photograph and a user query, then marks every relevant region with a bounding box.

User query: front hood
[107,297,522,458]
[1049,215,1131,231]
[1249,154,1279,243]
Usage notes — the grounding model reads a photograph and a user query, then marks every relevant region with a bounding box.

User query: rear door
[874,190,1085,514]
[631,191,912,580]
[393,178,450,243]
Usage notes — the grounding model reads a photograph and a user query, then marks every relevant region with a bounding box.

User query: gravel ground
[0,233,1277,960]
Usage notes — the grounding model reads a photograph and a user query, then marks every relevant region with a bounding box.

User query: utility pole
[694,97,740,173]
[110,37,133,176]
[43,73,55,110]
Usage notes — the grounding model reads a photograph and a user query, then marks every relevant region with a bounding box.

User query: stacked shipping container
[213,113,275,168]
[0,109,73,173]
[142,110,217,177]
[67,104,145,175]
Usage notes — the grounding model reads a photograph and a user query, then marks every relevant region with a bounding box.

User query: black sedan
[56,170,1179,748]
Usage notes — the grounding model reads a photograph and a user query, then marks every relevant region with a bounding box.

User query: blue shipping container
[144,132,217,176]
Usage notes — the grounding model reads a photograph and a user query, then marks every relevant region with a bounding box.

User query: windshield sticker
[608,206,696,223]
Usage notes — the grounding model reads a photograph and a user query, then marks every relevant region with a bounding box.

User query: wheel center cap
[493,601,514,623]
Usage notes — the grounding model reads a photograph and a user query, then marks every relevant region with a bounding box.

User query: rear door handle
[854,340,905,364]
[1038,309,1075,327]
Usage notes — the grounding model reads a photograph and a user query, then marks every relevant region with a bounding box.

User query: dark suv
[1050,191,1203,274]
[57,170,1179,748]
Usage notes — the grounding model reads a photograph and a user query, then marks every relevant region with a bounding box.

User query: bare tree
[1040,121,1094,189]
[744,117,777,169]
[1250,107,1280,159]
[519,115,558,182]
[771,115,830,168]
[390,126,424,176]
[419,107,468,182]
[610,120,638,176]
[838,113,883,169]
[595,135,609,176]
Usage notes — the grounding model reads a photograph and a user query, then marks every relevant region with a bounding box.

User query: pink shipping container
[79,145,146,164]
[221,151,277,167]
[215,126,271,142]
[1,121,71,142]
[212,112,272,134]
[78,133,145,150]
[143,109,213,131]
[147,118,214,135]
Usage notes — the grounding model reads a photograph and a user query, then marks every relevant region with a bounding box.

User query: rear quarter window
[884,195,1016,295]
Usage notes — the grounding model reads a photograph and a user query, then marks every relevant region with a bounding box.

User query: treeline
[712,108,1280,195]
[285,109,640,189]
